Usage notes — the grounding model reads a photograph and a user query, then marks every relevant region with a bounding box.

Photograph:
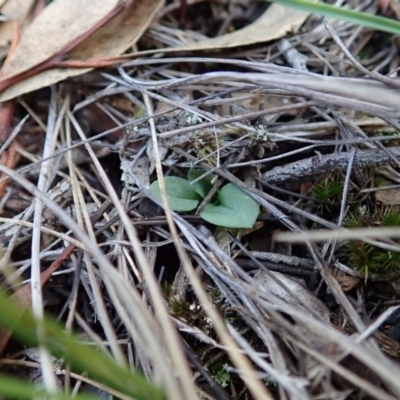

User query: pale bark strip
[262,147,400,185]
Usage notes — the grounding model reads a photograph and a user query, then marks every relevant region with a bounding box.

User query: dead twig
[262,147,400,185]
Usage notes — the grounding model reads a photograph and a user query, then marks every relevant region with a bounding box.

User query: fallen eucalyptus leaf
[141,3,311,54]
[0,0,36,47]
[0,0,164,101]
[375,187,400,204]
[0,0,120,80]
[180,4,309,50]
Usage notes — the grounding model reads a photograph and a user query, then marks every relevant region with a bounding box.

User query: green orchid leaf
[187,169,214,199]
[150,177,200,211]
[199,183,259,228]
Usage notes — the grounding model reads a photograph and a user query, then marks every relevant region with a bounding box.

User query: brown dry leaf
[380,0,400,20]
[142,3,312,54]
[375,187,400,204]
[0,0,164,101]
[0,0,36,47]
[0,0,36,22]
[214,222,264,251]
[333,269,361,292]
[0,0,121,79]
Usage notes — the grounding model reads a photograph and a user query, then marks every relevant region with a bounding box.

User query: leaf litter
[1,1,400,399]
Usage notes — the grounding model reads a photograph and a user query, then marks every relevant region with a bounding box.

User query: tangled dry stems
[2,7,400,400]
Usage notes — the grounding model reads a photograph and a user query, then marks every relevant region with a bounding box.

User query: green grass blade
[0,291,165,400]
[0,375,98,400]
[269,0,400,35]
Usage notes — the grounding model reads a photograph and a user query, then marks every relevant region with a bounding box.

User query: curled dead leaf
[141,3,312,54]
[0,0,121,80]
[0,0,164,101]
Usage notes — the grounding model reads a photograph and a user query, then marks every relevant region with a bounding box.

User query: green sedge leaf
[0,374,99,400]
[0,291,164,400]
[269,0,400,35]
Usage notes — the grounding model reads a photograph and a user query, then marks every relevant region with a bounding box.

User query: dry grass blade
[67,110,196,399]
[143,93,274,400]
[155,71,400,115]
[275,227,400,242]
[4,3,400,399]
[30,88,60,393]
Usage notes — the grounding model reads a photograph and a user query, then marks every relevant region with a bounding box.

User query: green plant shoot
[149,170,260,228]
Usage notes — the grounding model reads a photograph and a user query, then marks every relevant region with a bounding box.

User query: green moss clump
[313,178,344,204]
[342,208,400,277]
